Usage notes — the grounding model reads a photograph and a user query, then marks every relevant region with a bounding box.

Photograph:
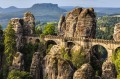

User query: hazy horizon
[0,0,120,8]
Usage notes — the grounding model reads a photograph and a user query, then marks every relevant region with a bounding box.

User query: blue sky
[0,0,120,8]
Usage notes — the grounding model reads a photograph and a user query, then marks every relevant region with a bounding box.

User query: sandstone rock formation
[10,12,35,35]
[10,18,23,34]
[102,60,117,79]
[11,52,24,70]
[30,52,42,79]
[113,23,120,41]
[42,45,75,79]
[10,12,35,50]
[73,63,95,79]
[58,8,96,38]
[23,12,35,35]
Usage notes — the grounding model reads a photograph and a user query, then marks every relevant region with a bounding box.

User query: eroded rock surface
[30,52,42,79]
[23,12,35,35]
[42,45,75,79]
[58,8,96,38]
[11,52,24,70]
[102,60,117,79]
[73,63,95,79]
[10,12,35,50]
[10,12,35,35]
[113,23,120,41]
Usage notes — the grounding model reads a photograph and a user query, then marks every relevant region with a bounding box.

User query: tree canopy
[43,23,56,35]
[4,22,16,65]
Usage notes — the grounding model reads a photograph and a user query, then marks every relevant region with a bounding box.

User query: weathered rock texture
[73,63,95,79]
[58,8,96,38]
[10,12,35,35]
[102,60,117,79]
[30,52,42,79]
[11,52,24,70]
[10,12,35,50]
[43,45,75,79]
[23,12,35,35]
[113,23,120,41]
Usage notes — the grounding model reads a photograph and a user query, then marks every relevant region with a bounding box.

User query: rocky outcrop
[42,45,75,79]
[10,12,35,50]
[30,52,42,79]
[11,52,24,70]
[23,12,35,35]
[58,8,96,38]
[10,12,35,35]
[10,18,23,34]
[73,63,95,79]
[113,23,120,41]
[102,60,117,79]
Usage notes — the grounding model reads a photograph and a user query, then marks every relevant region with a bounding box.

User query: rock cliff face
[30,52,42,79]
[113,23,120,41]
[10,12,35,50]
[11,52,24,70]
[73,63,95,79]
[42,45,75,79]
[102,60,117,79]
[58,8,96,38]
[23,12,35,35]
[10,12,35,35]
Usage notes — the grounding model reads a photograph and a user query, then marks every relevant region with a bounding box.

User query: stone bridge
[24,35,120,59]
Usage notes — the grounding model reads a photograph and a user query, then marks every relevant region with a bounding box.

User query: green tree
[113,48,120,78]
[7,70,32,79]
[4,22,16,65]
[3,22,16,79]
[43,23,56,35]
[20,43,34,71]
[35,24,42,35]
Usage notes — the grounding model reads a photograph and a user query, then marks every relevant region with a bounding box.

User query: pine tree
[3,22,16,79]
[4,22,16,65]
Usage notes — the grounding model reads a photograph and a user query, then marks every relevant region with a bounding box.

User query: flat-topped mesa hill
[58,8,96,38]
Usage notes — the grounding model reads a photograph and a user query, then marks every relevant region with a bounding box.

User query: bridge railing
[25,35,120,44]
[89,38,120,44]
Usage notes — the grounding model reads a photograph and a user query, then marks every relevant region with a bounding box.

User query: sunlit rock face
[10,12,35,50]
[73,63,95,79]
[10,18,23,34]
[113,23,120,41]
[58,8,96,38]
[23,12,35,35]
[30,52,42,79]
[42,45,75,79]
[11,52,24,70]
[10,12,35,35]
[102,60,117,79]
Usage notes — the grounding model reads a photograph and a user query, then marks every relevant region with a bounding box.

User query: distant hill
[0,6,25,13]
[1,4,120,29]
[0,3,66,29]
[60,6,120,17]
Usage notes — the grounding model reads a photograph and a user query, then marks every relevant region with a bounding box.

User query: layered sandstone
[58,8,96,38]
[113,23,120,41]
[42,45,75,79]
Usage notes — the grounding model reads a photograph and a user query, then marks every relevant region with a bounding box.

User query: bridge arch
[90,44,108,61]
[90,44,108,76]
[67,42,75,49]
[46,40,57,48]
[35,39,40,43]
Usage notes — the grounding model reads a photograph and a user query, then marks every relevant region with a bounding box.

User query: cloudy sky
[0,0,119,8]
